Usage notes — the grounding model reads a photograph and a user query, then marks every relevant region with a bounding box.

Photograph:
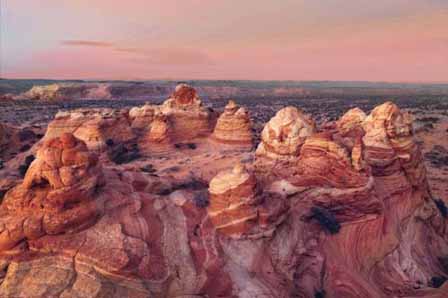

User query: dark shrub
[109,144,140,164]
[310,207,341,234]
[25,155,35,165]
[434,199,448,218]
[187,143,197,150]
[314,290,326,298]
[106,139,114,147]
[18,154,35,177]
[140,164,156,173]
[18,129,36,142]
[429,276,447,288]
[193,191,209,208]
[20,144,31,152]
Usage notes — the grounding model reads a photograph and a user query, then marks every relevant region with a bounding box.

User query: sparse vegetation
[429,276,447,288]
[18,154,35,177]
[434,199,448,218]
[193,191,209,208]
[108,143,140,164]
[310,206,341,234]
[314,290,326,298]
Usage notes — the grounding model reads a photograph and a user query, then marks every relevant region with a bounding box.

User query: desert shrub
[429,276,447,288]
[193,191,209,208]
[18,129,36,142]
[187,143,197,150]
[20,144,31,152]
[18,154,35,177]
[106,139,114,147]
[140,164,156,173]
[109,144,140,164]
[434,199,448,218]
[314,290,326,298]
[310,207,341,234]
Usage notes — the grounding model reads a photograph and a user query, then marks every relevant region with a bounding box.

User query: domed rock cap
[163,83,202,108]
[362,102,425,185]
[256,106,315,160]
[337,107,367,138]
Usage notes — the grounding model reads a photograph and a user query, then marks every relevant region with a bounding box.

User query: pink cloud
[61,40,114,47]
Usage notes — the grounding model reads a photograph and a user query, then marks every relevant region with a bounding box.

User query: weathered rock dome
[256,106,315,160]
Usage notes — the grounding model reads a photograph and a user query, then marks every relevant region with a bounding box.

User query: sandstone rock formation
[160,83,217,142]
[208,163,259,236]
[129,104,156,132]
[0,133,104,250]
[138,111,173,154]
[44,108,134,151]
[256,106,315,160]
[208,163,288,238]
[363,101,426,186]
[0,102,447,298]
[211,100,253,149]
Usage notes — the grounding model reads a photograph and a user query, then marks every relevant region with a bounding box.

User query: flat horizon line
[2,77,448,85]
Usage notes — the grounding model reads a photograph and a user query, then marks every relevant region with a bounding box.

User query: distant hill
[2,78,448,100]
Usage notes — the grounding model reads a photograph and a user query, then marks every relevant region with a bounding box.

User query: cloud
[61,40,114,47]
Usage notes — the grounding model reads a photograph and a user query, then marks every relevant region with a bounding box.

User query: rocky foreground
[0,84,448,297]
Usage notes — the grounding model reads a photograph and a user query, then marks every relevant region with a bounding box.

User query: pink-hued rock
[211,100,253,148]
[0,103,447,298]
[160,84,217,142]
[44,108,135,151]
[256,106,316,160]
[0,133,104,251]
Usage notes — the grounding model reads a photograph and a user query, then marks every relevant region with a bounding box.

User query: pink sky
[2,0,448,82]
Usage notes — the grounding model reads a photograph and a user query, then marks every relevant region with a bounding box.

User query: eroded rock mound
[208,163,288,238]
[211,100,253,148]
[160,84,217,142]
[363,101,426,186]
[45,108,134,151]
[256,106,315,160]
[139,111,173,154]
[129,104,156,133]
[0,102,447,298]
[0,133,104,250]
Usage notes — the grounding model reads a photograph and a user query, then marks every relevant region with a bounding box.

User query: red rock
[45,108,135,151]
[211,100,253,149]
